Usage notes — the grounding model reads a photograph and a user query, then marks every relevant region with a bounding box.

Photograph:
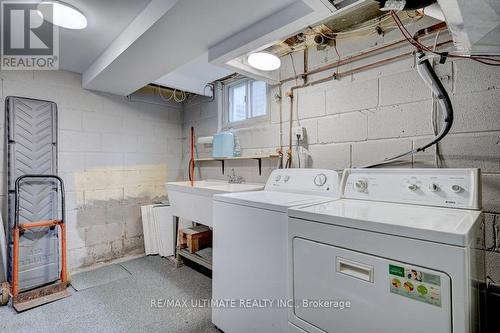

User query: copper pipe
[288,39,453,92]
[189,127,195,186]
[414,21,447,41]
[337,40,452,78]
[287,91,294,167]
[280,22,449,84]
[282,22,450,167]
[303,48,308,84]
[281,39,407,83]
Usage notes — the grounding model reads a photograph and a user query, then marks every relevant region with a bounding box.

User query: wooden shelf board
[177,248,212,270]
[194,154,280,162]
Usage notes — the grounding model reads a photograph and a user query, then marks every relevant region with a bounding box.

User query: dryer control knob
[354,179,368,192]
[407,183,419,191]
[428,183,439,192]
[283,175,290,182]
[275,175,281,182]
[451,184,462,193]
[314,174,327,187]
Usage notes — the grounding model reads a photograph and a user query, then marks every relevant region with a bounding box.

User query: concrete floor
[0,256,219,333]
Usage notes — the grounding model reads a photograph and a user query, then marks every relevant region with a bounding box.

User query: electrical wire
[311,11,421,40]
[316,13,392,36]
[431,32,442,168]
[275,12,421,57]
[332,39,341,76]
[364,51,454,168]
[390,11,500,65]
[157,86,174,102]
[173,89,187,103]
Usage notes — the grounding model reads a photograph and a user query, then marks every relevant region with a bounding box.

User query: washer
[212,168,341,333]
[287,168,484,333]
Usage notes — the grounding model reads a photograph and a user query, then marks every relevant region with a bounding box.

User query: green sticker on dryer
[389,264,441,307]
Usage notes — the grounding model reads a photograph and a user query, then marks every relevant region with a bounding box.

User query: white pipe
[197,136,213,144]
[419,3,445,22]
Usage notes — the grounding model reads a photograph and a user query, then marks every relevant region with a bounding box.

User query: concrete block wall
[0,70,184,271]
[182,20,500,282]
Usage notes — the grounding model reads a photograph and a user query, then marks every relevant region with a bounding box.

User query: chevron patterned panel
[9,98,57,224]
[6,97,60,290]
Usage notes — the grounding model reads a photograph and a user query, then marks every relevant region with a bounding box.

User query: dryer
[287,168,484,333]
[212,168,341,333]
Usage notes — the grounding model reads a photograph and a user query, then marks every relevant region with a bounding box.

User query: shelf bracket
[195,155,279,176]
[253,158,262,176]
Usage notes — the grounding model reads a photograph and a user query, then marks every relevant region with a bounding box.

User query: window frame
[223,78,269,128]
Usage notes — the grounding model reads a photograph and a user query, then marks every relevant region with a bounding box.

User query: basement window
[225,78,268,125]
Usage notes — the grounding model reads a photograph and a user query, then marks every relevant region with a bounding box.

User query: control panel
[265,169,341,198]
[342,168,481,210]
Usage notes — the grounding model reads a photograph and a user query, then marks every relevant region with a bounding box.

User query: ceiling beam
[82,0,178,93]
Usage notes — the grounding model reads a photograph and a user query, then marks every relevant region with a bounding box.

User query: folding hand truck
[11,175,70,312]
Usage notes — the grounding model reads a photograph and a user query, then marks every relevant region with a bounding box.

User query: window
[226,79,268,125]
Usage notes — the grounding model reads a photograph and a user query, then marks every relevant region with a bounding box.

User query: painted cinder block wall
[182,22,500,282]
[0,70,184,271]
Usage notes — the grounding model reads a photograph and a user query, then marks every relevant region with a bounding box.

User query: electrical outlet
[292,126,304,141]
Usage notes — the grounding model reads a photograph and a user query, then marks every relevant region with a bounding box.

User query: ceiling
[33,0,336,96]
[58,0,151,73]
[83,0,301,95]
[154,53,233,96]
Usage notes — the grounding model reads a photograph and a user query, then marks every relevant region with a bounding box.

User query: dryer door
[292,238,452,333]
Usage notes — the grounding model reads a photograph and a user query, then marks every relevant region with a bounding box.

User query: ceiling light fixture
[37,1,87,30]
[247,52,281,71]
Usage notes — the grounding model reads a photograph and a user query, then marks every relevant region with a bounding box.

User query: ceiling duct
[324,0,384,32]
[436,0,500,55]
[375,0,436,11]
[375,0,500,55]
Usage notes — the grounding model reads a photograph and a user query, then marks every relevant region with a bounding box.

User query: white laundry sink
[166,180,264,227]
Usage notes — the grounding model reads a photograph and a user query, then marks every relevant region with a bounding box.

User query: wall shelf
[194,154,280,175]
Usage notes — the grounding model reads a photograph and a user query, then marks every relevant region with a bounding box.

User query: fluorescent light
[247,52,281,71]
[37,1,87,30]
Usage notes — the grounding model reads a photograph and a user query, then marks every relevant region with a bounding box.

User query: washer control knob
[451,184,462,193]
[354,179,368,192]
[428,183,439,192]
[275,175,281,182]
[314,174,327,187]
[283,175,290,182]
[407,183,419,191]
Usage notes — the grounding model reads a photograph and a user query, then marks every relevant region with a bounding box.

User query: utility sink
[166,180,264,227]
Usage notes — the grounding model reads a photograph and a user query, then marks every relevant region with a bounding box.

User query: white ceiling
[58,0,151,73]
[39,0,334,96]
[83,0,299,95]
[154,53,233,96]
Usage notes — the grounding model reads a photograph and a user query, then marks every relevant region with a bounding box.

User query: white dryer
[287,168,484,333]
[212,168,341,333]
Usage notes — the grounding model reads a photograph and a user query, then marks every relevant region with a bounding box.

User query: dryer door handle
[336,257,374,283]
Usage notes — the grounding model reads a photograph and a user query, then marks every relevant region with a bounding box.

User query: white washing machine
[287,168,484,333]
[212,168,341,333]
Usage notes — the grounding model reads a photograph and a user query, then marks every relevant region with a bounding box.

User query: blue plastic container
[212,132,235,158]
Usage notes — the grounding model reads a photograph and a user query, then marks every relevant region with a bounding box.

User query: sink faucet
[228,168,245,184]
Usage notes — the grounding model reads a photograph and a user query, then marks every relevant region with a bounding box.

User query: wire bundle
[390,11,500,66]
